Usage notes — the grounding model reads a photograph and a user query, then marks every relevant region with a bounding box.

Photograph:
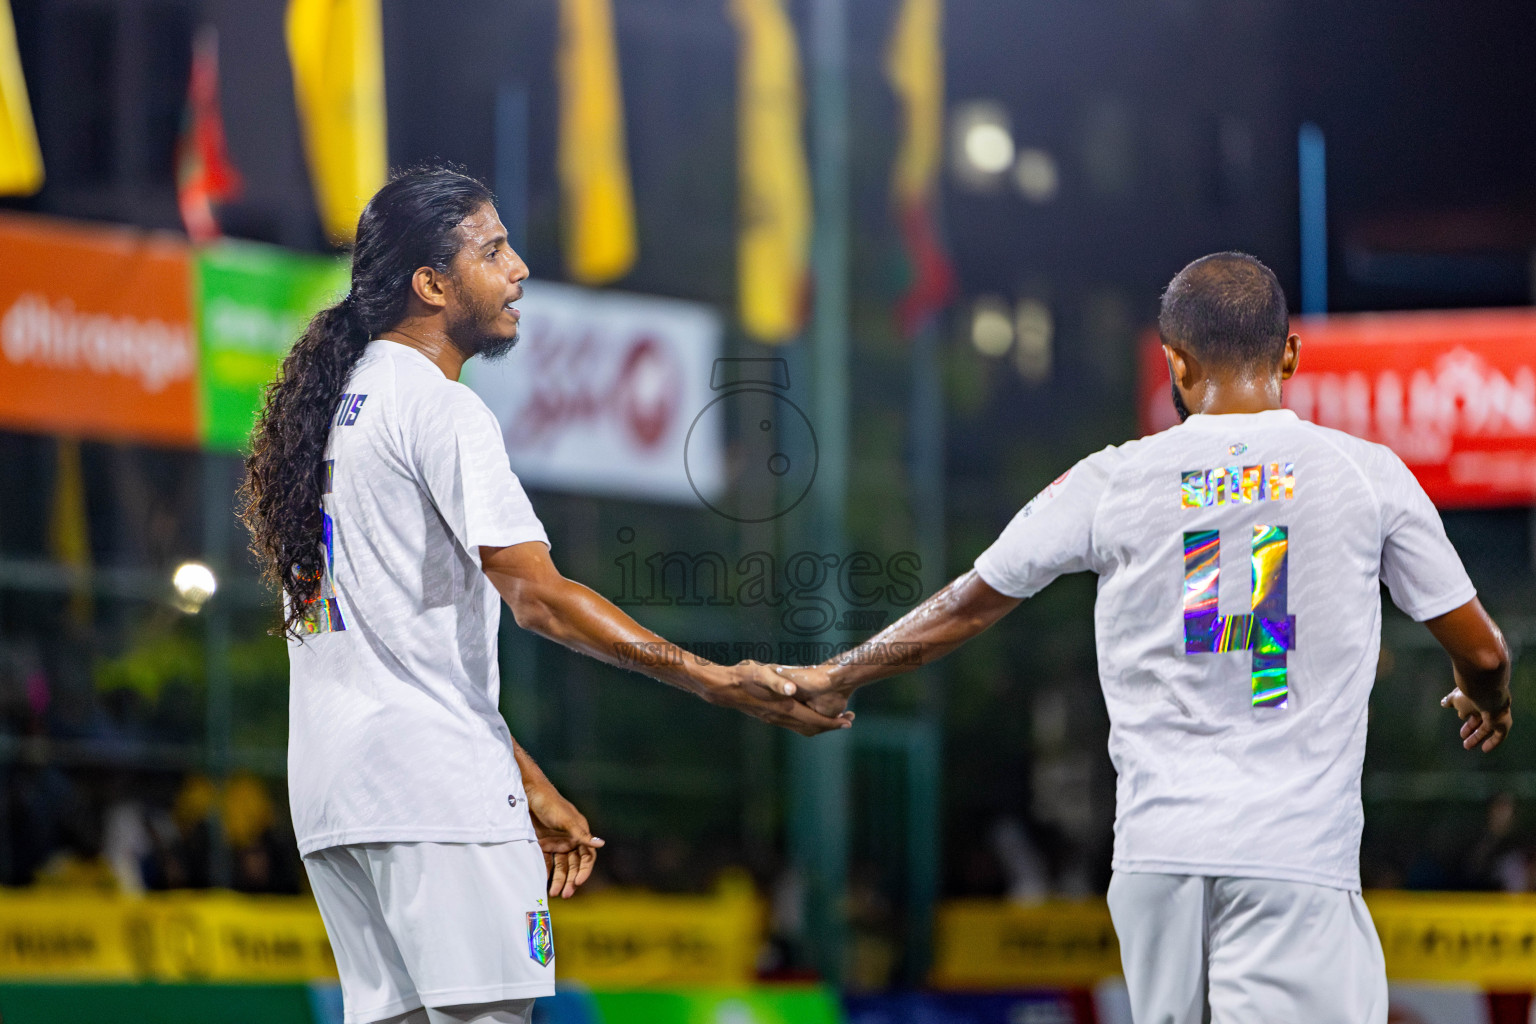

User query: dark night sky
[8,0,1532,310]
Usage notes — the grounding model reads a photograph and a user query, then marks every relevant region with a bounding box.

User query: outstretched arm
[481,540,852,736]
[1427,598,1512,753]
[774,570,1021,717]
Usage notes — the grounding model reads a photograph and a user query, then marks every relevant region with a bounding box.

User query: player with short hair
[777,251,1511,1023]
[242,166,850,1024]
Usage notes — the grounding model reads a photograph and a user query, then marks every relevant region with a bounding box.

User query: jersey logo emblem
[1228,442,1247,456]
[507,794,519,808]
[1019,469,1073,520]
[527,910,554,966]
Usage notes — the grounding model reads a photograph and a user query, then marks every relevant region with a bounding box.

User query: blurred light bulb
[1014,298,1054,382]
[970,297,1014,357]
[1014,148,1060,203]
[951,102,1014,189]
[173,561,217,613]
[964,124,1015,175]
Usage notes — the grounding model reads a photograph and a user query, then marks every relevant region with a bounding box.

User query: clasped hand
[707,660,853,736]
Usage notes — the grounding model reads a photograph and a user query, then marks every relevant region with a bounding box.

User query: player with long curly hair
[242,165,849,1024]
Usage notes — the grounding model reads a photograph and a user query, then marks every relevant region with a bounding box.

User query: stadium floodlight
[1014,298,1054,381]
[172,561,218,614]
[1014,148,1059,204]
[970,296,1014,356]
[952,101,1014,190]
[965,123,1014,174]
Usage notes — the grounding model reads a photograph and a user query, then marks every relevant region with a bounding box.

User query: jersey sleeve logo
[1019,468,1073,520]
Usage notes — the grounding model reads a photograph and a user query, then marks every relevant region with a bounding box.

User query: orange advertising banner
[1139,309,1536,509]
[0,213,197,445]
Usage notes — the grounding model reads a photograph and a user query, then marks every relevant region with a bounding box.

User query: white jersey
[287,340,549,856]
[974,409,1474,890]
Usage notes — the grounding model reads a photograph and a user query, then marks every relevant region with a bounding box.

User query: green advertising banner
[588,989,844,1024]
[195,242,348,452]
[0,984,847,1024]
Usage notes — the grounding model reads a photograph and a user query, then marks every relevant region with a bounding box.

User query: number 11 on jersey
[1183,526,1296,708]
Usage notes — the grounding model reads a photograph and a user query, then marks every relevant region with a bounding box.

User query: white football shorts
[305,840,555,1024]
[1107,871,1387,1024]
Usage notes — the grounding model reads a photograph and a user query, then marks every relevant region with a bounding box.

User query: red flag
[176,26,243,244]
[894,202,956,338]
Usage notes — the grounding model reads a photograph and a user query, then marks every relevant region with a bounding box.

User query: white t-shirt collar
[1180,408,1298,428]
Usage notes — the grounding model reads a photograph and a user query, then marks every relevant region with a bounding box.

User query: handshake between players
[249,172,1511,1024]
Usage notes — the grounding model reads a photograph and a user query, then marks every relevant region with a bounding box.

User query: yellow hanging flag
[885,0,954,336]
[286,0,387,245]
[730,0,811,344]
[0,0,43,196]
[886,0,942,207]
[558,0,637,285]
[48,438,92,626]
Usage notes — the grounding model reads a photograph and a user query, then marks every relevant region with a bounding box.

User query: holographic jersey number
[302,459,347,634]
[1183,526,1295,708]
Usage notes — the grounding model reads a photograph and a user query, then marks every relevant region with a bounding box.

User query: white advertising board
[463,281,724,505]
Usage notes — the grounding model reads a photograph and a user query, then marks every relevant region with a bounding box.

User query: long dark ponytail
[241,165,495,636]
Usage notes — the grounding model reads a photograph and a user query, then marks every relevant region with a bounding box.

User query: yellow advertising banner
[0,893,139,981]
[547,886,762,988]
[1369,891,1536,987]
[5,888,1536,990]
[933,893,1536,990]
[0,892,335,983]
[931,899,1121,989]
[0,886,760,987]
[128,893,338,983]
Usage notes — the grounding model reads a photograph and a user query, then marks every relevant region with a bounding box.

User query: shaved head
[1158,252,1289,370]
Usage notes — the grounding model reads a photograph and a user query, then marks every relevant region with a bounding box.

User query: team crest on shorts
[527,910,554,967]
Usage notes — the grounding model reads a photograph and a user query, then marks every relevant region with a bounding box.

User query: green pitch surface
[0,983,316,1024]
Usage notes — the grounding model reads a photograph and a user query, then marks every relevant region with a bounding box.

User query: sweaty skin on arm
[774,570,1022,718]
[1428,597,1513,753]
[480,540,852,737]
[784,580,1517,758]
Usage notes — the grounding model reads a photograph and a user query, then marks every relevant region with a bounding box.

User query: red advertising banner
[1138,309,1536,509]
[0,214,197,445]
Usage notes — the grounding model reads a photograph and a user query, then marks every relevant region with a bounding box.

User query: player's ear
[1280,333,1301,381]
[1163,343,1196,389]
[410,266,450,312]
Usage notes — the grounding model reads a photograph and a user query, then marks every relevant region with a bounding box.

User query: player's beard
[1170,379,1191,422]
[1165,355,1191,421]
[449,292,520,362]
